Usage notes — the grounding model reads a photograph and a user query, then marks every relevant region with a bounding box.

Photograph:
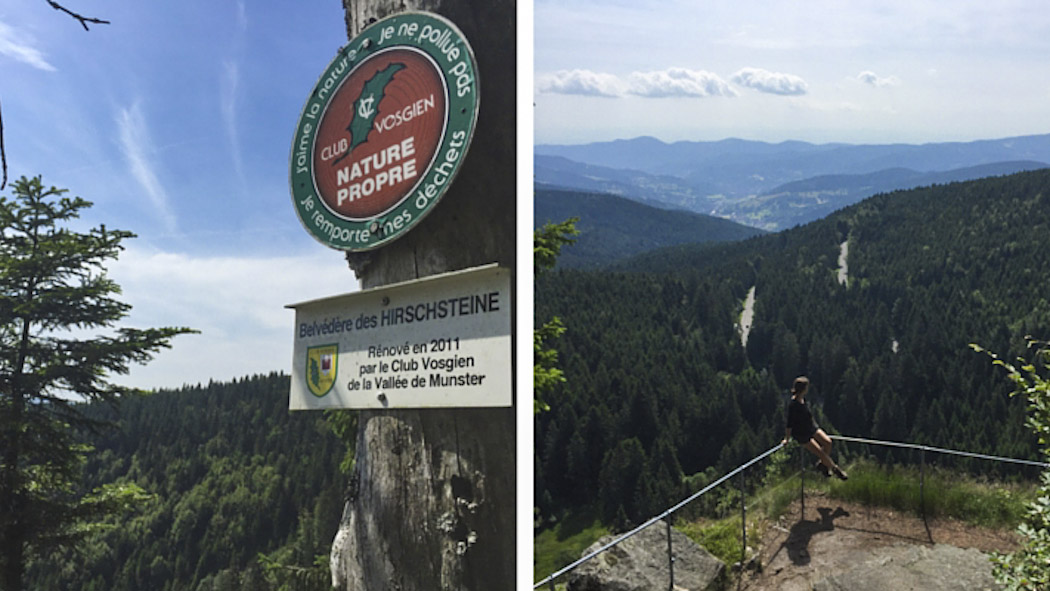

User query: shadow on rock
[784,507,850,566]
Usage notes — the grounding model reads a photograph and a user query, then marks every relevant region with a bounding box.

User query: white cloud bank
[538,67,736,98]
[627,68,736,98]
[537,69,625,97]
[857,70,901,87]
[107,248,358,390]
[730,67,808,96]
[539,67,810,99]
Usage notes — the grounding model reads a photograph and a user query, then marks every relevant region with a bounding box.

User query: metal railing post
[666,519,675,591]
[533,436,1048,589]
[740,467,747,568]
[799,444,805,520]
[920,447,926,520]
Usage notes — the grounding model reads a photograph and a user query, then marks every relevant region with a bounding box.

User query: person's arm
[781,427,792,446]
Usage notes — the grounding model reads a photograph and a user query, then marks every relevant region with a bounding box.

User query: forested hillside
[25,373,346,591]
[536,169,1050,529]
[535,189,765,269]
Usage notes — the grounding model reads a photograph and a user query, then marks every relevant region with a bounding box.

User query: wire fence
[533,435,1049,590]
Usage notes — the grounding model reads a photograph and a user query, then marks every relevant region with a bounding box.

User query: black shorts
[793,424,819,444]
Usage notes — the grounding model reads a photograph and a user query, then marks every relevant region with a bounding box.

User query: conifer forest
[535,169,1050,528]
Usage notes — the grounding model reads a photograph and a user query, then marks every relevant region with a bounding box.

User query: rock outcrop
[812,543,1000,591]
[567,520,724,591]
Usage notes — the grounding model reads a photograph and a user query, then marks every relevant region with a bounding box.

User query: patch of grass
[751,473,804,521]
[533,508,609,584]
[826,459,1033,528]
[679,517,745,567]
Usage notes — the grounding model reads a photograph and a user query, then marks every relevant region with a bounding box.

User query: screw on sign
[290,12,479,251]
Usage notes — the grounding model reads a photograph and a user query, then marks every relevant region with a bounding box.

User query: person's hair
[791,376,810,395]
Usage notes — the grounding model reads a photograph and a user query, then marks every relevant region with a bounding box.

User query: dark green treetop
[0,175,194,591]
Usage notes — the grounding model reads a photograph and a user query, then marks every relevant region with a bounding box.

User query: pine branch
[45,0,110,31]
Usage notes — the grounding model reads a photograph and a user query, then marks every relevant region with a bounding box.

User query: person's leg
[803,438,835,470]
[813,429,832,456]
[804,438,848,479]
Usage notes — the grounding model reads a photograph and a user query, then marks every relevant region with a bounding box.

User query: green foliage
[534,317,566,413]
[258,551,331,591]
[534,218,578,414]
[825,459,1031,528]
[0,175,193,590]
[324,409,358,474]
[679,517,744,569]
[23,373,345,591]
[535,190,764,269]
[532,508,608,582]
[534,217,579,276]
[974,339,1050,590]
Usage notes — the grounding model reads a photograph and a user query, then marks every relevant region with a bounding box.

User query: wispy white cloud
[731,67,808,96]
[0,22,56,71]
[235,0,248,32]
[537,69,625,97]
[220,59,245,183]
[857,70,901,87]
[627,68,736,98]
[116,103,177,232]
[108,247,358,389]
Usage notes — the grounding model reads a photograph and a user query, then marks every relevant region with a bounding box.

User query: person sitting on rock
[781,376,848,480]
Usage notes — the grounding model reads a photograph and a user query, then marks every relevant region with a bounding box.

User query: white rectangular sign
[287,264,512,409]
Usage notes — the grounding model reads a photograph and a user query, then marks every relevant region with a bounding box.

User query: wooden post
[329,1,516,590]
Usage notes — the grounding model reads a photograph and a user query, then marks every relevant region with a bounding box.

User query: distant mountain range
[536,134,1050,230]
[535,189,765,269]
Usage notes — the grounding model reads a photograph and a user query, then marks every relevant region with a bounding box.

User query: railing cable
[835,435,1049,468]
[534,435,1047,589]
[533,443,783,589]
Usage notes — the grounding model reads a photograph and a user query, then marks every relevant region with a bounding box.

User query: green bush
[679,518,744,567]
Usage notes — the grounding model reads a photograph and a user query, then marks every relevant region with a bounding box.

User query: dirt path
[837,240,848,286]
[739,492,1019,591]
[738,286,756,347]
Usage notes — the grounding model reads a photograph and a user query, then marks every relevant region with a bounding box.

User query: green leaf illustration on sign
[348,63,405,152]
[309,357,321,389]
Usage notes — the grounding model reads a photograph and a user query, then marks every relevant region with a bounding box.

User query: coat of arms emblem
[306,344,338,397]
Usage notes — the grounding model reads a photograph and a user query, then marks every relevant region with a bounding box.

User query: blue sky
[535,0,1050,145]
[2,1,360,389]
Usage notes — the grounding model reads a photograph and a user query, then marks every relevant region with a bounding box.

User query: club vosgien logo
[306,344,338,397]
[290,11,479,252]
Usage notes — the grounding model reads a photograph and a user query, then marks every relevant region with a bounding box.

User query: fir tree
[0,176,193,591]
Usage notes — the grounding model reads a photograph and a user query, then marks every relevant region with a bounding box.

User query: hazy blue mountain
[736,160,1050,229]
[535,134,1050,229]
[535,188,765,269]
[535,155,717,213]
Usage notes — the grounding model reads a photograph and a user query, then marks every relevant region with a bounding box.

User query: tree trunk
[330,0,516,589]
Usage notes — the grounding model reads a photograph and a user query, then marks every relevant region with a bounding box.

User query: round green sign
[290,12,479,251]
